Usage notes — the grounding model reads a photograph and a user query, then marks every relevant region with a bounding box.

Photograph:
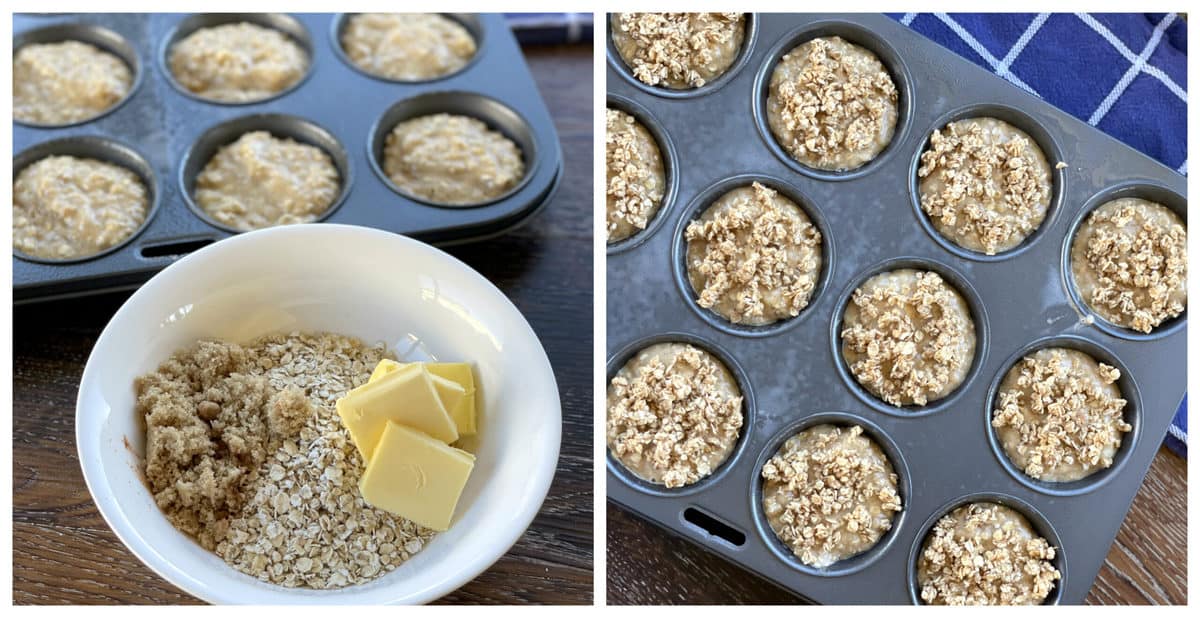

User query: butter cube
[360,421,475,531]
[337,364,458,460]
[370,360,477,436]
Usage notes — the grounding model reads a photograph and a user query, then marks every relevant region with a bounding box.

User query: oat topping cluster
[917,118,1052,255]
[612,13,745,89]
[1071,198,1187,333]
[993,348,1130,482]
[606,343,744,488]
[606,108,665,242]
[761,425,901,567]
[918,503,1060,605]
[685,182,822,325]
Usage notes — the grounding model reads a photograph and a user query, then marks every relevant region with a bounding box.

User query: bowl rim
[74,223,562,604]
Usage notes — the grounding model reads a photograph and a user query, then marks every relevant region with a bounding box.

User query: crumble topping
[761,424,902,568]
[611,13,745,89]
[918,117,1053,255]
[918,503,1060,605]
[766,36,898,171]
[684,182,822,325]
[841,269,976,407]
[1070,197,1187,333]
[606,108,666,243]
[606,343,743,488]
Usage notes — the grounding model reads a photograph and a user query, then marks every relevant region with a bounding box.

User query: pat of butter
[360,420,475,531]
[370,359,477,436]
[337,364,458,460]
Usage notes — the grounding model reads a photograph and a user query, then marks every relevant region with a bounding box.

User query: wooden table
[607,446,1186,604]
[12,44,593,605]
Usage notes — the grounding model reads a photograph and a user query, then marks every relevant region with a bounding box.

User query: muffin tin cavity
[830,256,989,417]
[605,332,757,498]
[984,335,1142,497]
[368,91,539,208]
[14,136,160,264]
[906,492,1067,605]
[909,104,1066,261]
[750,411,910,577]
[13,23,143,128]
[179,114,352,233]
[671,174,834,337]
[605,94,680,254]
[330,13,484,83]
[607,13,759,99]
[752,20,913,182]
[159,13,314,105]
[1062,180,1188,341]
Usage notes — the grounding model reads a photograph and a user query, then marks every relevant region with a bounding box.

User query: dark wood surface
[12,44,593,605]
[607,446,1186,605]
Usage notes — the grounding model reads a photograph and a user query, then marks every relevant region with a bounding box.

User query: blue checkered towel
[889,13,1187,457]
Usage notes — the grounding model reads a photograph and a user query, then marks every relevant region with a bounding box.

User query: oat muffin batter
[761,424,902,568]
[13,40,132,125]
[685,182,822,325]
[341,13,477,81]
[1070,197,1187,333]
[383,113,524,205]
[767,36,898,172]
[13,155,148,260]
[993,348,1130,483]
[918,118,1053,254]
[607,343,743,488]
[918,502,1060,605]
[194,131,340,231]
[611,13,746,89]
[169,22,308,103]
[841,269,975,407]
[606,108,666,243]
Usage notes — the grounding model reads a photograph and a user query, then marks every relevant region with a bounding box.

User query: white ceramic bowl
[75,224,561,604]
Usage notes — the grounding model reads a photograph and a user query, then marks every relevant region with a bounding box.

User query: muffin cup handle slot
[682,507,746,548]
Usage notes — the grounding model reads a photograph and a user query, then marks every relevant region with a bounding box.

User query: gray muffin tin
[13,13,563,303]
[606,13,1186,605]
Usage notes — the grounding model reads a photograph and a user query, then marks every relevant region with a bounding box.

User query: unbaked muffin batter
[383,113,524,206]
[761,424,901,568]
[13,40,132,125]
[611,13,745,89]
[767,36,898,171]
[169,22,308,103]
[13,155,148,260]
[341,13,476,81]
[195,131,340,231]
[685,182,822,325]
[917,502,1060,605]
[841,269,975,407]
[606,108,666,243]
[607,343,743,488]
[1070,197,1187,333]
[918,118,1053,254]
[993,348,1130,482]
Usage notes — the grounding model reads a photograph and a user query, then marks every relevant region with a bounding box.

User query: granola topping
[685,182,822,325]
[606,108,666,243]
[606,343,743,488]
[611,13,746,89]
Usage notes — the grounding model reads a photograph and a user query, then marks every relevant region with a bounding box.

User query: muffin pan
[606,13,1186,604]
[13,13,563,303]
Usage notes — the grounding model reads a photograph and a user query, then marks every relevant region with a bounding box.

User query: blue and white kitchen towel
[888,13,1187,457]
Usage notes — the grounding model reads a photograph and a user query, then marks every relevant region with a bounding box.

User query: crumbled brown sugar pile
[611,13,745,89]
[918,503,1060,605]
[138,332,435,589]
[841,270,975,407]
[767,36,898,171]
[606,343,743,488]
[606,108,665,242]
[684,182,822,325]
[1071,198,1187,333]
[993,348,1130,482]
[761,425,901,568]
[917,118,1052,255]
